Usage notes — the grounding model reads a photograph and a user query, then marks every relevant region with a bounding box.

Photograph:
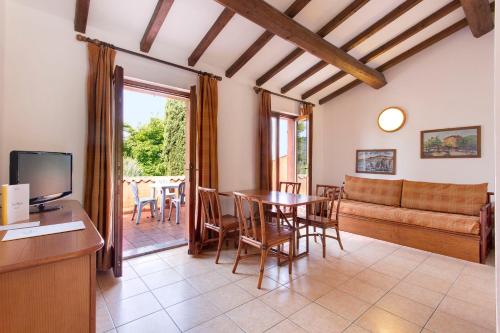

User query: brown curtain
[299,102,313,116]
[84,42,116,271]
[258,91,272,191]
[195,75,219,247]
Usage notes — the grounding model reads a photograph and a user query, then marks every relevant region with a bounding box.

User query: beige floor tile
[107,292,162,327]
[391,247,430,263]
[447,283,496,309]
[259,286,311,317]
[162,253,195,267]
[187,270,232,293]
[355,269,399,292]
[186,314,244,333]
[324,257,366,276]
[140,267,184,290]
[438,296,496,330]
[101,277,149,303]
[227,299,284,333]
[284,274,334,301]
[369,255,417,279]
[336,278,385,304]
[426,310,495,333]
[152,280,200,308]
[166,295,223,331]
[342,250,385,267]
[356,307,421,333]
[236,275,281,297]
[453,273,496,294]
[215,264,251,282]
[127,253,162,267]
[343,324,369,333]
[132,259,171,276]
[265,319,306,333]
[116,310,180,333]
[316,288,371,321]
[290,303,351,333]
[97,266,139,288]
[462,262,495,280]
[415,262,462,282]
[376,292,434,326]
[304,266,350,287]
[173,260,214,278]
[205,283,254,312]
[264,264,299,284]
[96,304,115,333]
[391,281,444,308]
[403,270,453,294]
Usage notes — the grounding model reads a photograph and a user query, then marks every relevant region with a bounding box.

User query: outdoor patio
[123,176,187,258]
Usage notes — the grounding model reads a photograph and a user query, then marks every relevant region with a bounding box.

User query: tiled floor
[96,230,496,333]
[122,206,186,257]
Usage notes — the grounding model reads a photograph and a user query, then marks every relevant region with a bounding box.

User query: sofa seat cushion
[401,180,488,216]
[344,175,403,207]
[337,200,480,235]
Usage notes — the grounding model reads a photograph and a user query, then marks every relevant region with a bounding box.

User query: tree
[163,99,187,176]
[123,118,166,176]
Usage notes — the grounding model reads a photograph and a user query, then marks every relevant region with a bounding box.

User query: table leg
[161,189,166,223]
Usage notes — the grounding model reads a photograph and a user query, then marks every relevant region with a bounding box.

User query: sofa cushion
[401,180,488,216]
[336,200,480,235]
[344,175,403,207]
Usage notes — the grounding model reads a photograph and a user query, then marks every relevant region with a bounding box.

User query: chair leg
[288,239,293,275]
[313,226,317,243]
[277,244,280,266]
[215,231,225,264]
[131,205,137,221]
[175,202,180,224]
[322,228,326,258]
[335,226,344,250]
[136,205,143,225]
[167,201,174,222]
[232,239,243,273]
[306,223,309,253]
[257,248,270,289]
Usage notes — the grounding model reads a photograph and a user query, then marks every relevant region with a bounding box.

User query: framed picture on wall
[356,149,396,175]
[421,126,481,158]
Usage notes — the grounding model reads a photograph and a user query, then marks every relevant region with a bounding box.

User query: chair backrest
[234,192,266,245]
[198,187,223,228]
[130,181,140,205]
[313,184,339,216]
[178,182,186,203]
[333,186,345,221]
[316,184,340,198]
[280,181,301,194]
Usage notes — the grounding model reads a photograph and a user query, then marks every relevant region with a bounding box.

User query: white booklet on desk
[2,221,85,241]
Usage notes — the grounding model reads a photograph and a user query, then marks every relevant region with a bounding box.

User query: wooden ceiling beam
[225,0,310,78]
[460,0,494,37]
[74,0,90,33]
[281,0,422,93]
[302,0,460,99]
[140,0,175,53]
[255,0,370,86]
[188,8,235,66]
[319,17,472,105]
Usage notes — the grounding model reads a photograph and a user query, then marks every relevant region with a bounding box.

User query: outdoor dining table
[150,182,180,223]
[220,190,329,259]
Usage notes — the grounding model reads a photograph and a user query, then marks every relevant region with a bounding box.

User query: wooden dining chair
[297,186,344,258]
[198,187,239,264]
[271,181,301,223]
[232,192,294,289]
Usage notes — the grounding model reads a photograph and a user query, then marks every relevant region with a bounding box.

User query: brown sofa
[337,175,494,263]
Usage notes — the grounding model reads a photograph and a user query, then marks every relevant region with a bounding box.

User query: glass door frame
[270,111,313,195]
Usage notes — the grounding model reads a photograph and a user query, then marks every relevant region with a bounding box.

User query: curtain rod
[253,87,315,106]
[76,34,223,81]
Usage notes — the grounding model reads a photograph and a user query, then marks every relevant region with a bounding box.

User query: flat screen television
[9,151,72,212]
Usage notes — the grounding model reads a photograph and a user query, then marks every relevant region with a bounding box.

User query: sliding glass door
[271,113,311,194]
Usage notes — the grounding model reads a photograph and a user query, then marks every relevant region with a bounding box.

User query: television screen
[10,151,72,204]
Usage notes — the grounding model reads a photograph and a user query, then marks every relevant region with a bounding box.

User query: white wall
[0,0,5,180]
[494,3,500,329]
[316,29,494,190]
[0,0,258,203]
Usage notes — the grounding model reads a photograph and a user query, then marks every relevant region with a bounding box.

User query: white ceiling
[13,0,489,103]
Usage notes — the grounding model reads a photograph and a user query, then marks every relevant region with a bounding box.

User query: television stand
[30,203,63,214]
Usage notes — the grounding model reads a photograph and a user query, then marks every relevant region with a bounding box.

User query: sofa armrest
[479,202,494,263]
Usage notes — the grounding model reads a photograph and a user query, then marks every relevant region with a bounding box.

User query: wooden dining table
[220,190,329,258]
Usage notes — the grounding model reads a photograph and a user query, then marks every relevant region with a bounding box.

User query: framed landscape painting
[356,149,396,175]
[421,126,481,158]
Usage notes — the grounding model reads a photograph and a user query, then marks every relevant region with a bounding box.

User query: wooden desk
[220,190,328,257]
[0,200,104,333]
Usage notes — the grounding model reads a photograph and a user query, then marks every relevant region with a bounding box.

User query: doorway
[118,78,190,259]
